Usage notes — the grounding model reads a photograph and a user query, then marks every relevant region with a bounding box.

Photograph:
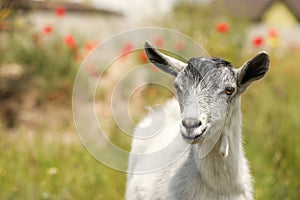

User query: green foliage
[0,18,79,103]
[243,52,300,199]
[164,2,250,62]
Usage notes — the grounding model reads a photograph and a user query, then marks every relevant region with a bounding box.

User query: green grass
[0,127,126,200]
[1,52,299,199]
[243,52,300,200]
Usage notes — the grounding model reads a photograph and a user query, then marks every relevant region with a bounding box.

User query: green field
[1,52,300,200]
[243,52,300,199]
[0,107,127,199]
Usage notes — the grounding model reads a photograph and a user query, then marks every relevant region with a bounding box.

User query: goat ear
[144,41,187,76]
[237,52,270,91]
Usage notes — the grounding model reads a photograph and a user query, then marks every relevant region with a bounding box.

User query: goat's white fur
[126,97,253,200]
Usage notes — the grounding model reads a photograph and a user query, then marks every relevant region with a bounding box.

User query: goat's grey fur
[125,41,270,200]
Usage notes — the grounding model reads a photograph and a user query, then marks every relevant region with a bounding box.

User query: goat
[125,41,270,200]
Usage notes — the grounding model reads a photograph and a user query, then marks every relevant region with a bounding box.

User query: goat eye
[225,87,235,95]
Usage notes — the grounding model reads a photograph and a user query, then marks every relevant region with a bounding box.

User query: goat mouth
[181,127,207,144]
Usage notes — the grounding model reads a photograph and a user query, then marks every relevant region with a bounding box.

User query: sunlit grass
[0,127,126,199]
[1,52,299,199]
[243,52,300,200]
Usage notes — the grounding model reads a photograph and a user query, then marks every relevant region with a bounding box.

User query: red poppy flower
[154,37,164,47]
[85,64,101,78]
[151,65,159,72]
[175,41,185,51]
[121,42,134,58]
[42,25,53,35]
[268,29,278,38]
[0,20,9,31]
[252,36,264,48]
[140,51,148,63]
[216,22,229,33]
[64,35,77,50]
[85,41,99,51]
[55,5,66,17]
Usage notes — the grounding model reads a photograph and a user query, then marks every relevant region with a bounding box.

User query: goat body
[126,98,252,200]
[125,42,269,200]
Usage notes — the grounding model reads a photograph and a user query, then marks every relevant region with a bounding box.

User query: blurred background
[0,0,300,199]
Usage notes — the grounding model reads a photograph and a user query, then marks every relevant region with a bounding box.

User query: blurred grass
[0,19,79,104]
[1,52,299,199]
[243,51,300,200]
[0,128,126,200]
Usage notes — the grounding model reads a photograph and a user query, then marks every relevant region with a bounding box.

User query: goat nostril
[182,118,201,129]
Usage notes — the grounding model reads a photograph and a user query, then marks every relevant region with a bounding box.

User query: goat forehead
[179,57,236,85]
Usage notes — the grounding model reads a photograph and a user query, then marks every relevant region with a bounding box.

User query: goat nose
[182,118,201,129]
